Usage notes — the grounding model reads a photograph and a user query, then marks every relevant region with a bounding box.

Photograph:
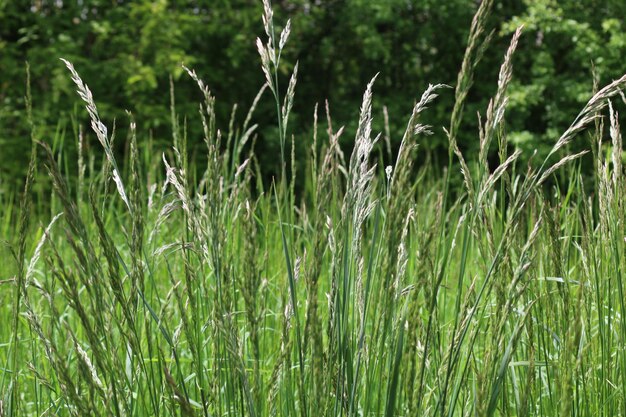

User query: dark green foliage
[2,0,626,191]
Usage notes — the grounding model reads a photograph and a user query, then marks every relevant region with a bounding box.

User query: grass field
[2,1,626,416]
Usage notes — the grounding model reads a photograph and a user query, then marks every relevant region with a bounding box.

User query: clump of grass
[3,1,626,416]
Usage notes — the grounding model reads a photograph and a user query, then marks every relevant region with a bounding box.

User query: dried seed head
[262,0,273,39]
[279,19,291,50]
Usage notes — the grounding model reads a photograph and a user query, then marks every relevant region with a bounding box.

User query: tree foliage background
[1,0,626,190]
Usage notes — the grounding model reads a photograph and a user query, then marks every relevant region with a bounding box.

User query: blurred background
[1,0,625,192]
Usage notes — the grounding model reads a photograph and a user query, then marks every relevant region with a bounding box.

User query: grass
[2,0,626,415]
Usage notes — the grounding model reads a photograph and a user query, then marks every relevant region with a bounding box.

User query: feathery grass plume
[261,0,273,41]
[25,213,63,284]
[182,66,216,141]
[342,74,379,241]
[327,74,380,416]
[279,18,291,50]
[256,38,275,97]
[608,100,622,191]
[383,105,392,160]
[551,73,626,156]
[258,28,298,286]
[290,131,297,210]
[383,83,445,310]
[236,84,267,164]
[450,133,475,199]
[61,58,131,212]
[162,155,194,227]
[257,0,297,183]
[479,26,523,170]
[338,74,377,266]
[456,24,522,237]
[393,208,414,300]
[225,103,239,174]
[310,103,320,184]
[227,103,260,179]
[282,62,299,137]
[447,0,494,150]
[391,83,447,192]
[537,150,589,186]
[72,334,107,395]
[476,148,522,205]
[126,112,145,299]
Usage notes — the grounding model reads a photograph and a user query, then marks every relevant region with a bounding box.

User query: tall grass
[2,1,626,416]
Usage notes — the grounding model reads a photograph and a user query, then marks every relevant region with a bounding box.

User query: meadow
[2,0,626,416]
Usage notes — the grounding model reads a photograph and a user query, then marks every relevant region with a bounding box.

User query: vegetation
[2,0,626,416]
[2,0,626,187]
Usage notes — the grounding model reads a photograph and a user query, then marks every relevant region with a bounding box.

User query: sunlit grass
[2,1,626,416]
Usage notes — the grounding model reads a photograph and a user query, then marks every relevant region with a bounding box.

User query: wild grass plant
[2,0,626,416]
